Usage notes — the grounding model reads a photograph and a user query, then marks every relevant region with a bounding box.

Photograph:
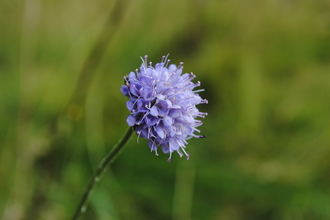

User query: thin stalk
[71,127,134,220]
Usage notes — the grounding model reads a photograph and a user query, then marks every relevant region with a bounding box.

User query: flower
[121,55,207,162]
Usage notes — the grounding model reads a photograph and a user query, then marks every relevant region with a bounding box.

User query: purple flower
[121,55,207,161]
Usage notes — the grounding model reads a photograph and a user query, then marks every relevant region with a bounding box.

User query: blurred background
[1,0,330,219]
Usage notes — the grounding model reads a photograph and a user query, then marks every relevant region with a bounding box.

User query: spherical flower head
[120,55,207,162]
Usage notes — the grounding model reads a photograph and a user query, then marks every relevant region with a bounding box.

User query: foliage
[1,0,330,219]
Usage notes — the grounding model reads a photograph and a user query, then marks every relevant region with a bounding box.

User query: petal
[156,94,165,100]
[170,126,176,137]
[140,75,154,87]
[136,99,148,112]
[184,115,194,124]
[157,99,172,108]
[163,115,173,127]
[168,64,177,73]
[140,87,152,99]
[126,100,135,111]
[156,126,165,139]
[169,139,180,151]
[150,106,158,116]
[148,140,158,151]
[190,95,202,105]
[158,108,169,117]
[161,144,170,153]
[126,115,136,126]
[137,126,149,139]
[120,85,129,96]
[130,83,140,97]
[169,109,181,118]
[128,71,137,80]
[145,115,158,126]
[140,127,149,139]
[155,62,165,73]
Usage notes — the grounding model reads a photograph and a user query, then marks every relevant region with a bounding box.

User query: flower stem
[71,127,134,220]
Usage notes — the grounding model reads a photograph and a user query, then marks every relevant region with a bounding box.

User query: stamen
[147,126,152,139]
[180,147,190,160]
[197,112,207,117]
[193,89,205,93]
[162,54,170,64]
[136,129,141,143]
[177,62,184,70]
[144,55,148,65]
[140,56,148,72]
[167,143,173,162]
[193,127,201,133]
[150,140,157,152]
[165,59,170,68]
[189,73,196,80]
[166,72,176,83]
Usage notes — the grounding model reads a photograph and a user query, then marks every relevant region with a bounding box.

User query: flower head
[121,55,207,161]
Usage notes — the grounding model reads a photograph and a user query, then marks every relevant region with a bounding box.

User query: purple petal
[128,71,136,80]
[161,144,170,153]
[168,109,181,118]
[168,64,177,73]
[156,126,165,139]
[148,140,158,151]
[145,115,158,126]
[163,116,172,127]
[120,85,129,96]
[126,100,135,111]
[126,115,136,126]
[140,87,152,99]
[150,106,158,116]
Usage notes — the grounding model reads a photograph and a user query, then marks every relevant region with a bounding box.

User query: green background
[1,0,330,219]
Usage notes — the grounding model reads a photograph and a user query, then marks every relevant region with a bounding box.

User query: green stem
[71,127,134,220]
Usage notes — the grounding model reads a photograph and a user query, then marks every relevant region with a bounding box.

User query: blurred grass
[1,0,330,219]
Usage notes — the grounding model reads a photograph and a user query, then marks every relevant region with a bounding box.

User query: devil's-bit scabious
[121,55,207,161]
